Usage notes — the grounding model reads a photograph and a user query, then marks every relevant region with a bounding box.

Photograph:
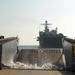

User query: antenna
[41,20,52,29]
[41,20,52,25]
[41,20,52,33]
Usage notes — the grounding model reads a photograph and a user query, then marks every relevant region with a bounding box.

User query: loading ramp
[14,48,65,70]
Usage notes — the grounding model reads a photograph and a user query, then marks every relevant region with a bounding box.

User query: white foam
[7,59,58,69]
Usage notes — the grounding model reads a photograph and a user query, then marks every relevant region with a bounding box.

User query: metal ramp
[14,48,65,70]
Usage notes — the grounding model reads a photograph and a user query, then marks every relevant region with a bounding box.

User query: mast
[41,20,52,34]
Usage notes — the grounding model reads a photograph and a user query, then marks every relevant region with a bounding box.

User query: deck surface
[0,69,75,75]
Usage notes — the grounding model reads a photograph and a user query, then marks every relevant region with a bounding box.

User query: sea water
[18,45,39,50]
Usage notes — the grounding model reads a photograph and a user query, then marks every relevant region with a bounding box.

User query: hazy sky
[0,0,75,45]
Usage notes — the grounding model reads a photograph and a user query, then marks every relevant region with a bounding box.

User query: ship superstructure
[37,20,65,48]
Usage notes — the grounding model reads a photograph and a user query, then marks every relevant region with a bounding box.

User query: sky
[0,0,75,45]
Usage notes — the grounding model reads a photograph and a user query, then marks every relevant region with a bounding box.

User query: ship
[37,20,66,48]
